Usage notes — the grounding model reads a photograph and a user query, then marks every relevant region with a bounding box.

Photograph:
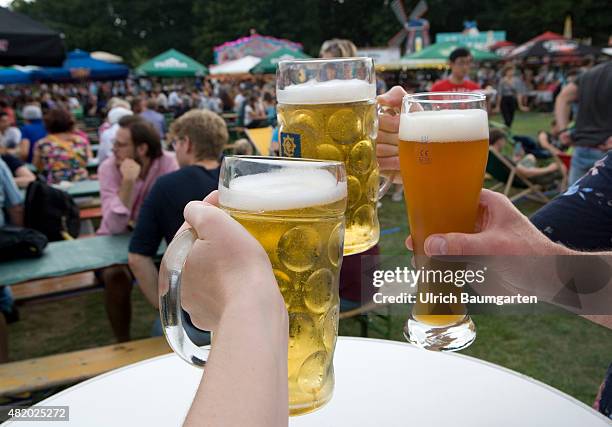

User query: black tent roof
[510,38,601,62]
[0,7,65,66]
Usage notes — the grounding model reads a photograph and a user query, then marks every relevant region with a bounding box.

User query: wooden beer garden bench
[79,206,102,221]
[12,272,99,304]
[0,337,171,396]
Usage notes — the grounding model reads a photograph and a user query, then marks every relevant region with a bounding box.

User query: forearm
[99,195,131,234]
[554,101,571,130]
[7,205,24,226]
[128,253,160,308]
[183,300,288,427]
[515,165,539,178]
[14,167,35,188]
[19,140,29,161]
[14,176,34,188]
[540,140,561,155]
[554,83,577,130]
[118,178,136,209]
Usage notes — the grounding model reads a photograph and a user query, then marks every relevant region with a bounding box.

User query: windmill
[388,0,431,55]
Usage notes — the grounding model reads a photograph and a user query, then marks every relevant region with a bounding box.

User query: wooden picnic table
[1,234,130,286]
[54,179,100,198]
[18,179,100,200]
[0,234,165,287]
[0,234,168,397]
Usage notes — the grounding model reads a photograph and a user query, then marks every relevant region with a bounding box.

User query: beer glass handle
[159,228,210,368]
[378,173,393,200]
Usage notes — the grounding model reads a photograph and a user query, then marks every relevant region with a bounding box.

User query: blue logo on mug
[280,132,301,158]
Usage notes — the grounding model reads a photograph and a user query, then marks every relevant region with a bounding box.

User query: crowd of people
[0,76,278,130]
[0,64,594,192]
[0,36,610,423]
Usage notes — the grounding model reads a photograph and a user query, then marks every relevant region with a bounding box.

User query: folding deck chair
[487,148,566,203]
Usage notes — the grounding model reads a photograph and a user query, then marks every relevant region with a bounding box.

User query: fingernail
[427,236,447,256]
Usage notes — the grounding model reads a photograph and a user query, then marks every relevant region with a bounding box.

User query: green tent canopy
[136,49,207,77]
[401,41,500,68]
[250,48,311,74]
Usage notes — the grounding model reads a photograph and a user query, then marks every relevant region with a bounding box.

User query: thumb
[183,200,258,250]
[424,233,488,257]
[377,85,407,108]
[203,190,219,206]
[183,201,233,241]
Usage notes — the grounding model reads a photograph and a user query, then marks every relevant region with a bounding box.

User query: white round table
[3,337,609,426]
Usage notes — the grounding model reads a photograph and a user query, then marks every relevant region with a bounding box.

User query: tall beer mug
[159,156,348,416]
[398,92,489,352]
[276,58,389,256]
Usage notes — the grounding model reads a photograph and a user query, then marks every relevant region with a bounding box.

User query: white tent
[209,55,261,75]
[91,51,124,63]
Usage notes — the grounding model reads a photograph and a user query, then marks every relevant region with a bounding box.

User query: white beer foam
[277,79,376,105]
[219,168,347,212]
[399,109,489,142]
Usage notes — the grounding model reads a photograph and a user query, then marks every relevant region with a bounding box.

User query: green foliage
[9,0,611,65]
[12,0,195,65]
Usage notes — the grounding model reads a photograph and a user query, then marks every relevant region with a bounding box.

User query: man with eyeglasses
[97,115,178,342]
[128,109,227,346]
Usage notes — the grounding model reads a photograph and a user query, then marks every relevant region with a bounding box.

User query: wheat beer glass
[277,58,387,256]
[399,93,488,351]
[159,156,347,416]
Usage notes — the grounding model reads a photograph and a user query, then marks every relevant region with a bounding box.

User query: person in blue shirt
[19,105,47,163]
[137,98,166,139]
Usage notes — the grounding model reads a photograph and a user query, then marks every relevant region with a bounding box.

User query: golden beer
[399,108,488,330]
[219,164,347,415]
[277,91,379,255]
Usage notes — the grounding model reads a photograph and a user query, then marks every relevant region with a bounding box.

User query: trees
[12,0,196,65]
[10,0,611,66]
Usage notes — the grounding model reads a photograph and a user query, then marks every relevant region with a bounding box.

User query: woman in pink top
[97,115,178,342]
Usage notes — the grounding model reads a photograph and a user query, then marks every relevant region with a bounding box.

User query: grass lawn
[7,111,611,407]
[491,111,552,137]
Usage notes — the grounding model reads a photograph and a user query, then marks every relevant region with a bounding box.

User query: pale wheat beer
[219,157,347,415]
[399,94,489,351]
[277,58,380,255]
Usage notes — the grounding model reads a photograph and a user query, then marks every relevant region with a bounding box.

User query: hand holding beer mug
[159,156,348,415]
[398,93,489,351]
[276,58,390,255]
